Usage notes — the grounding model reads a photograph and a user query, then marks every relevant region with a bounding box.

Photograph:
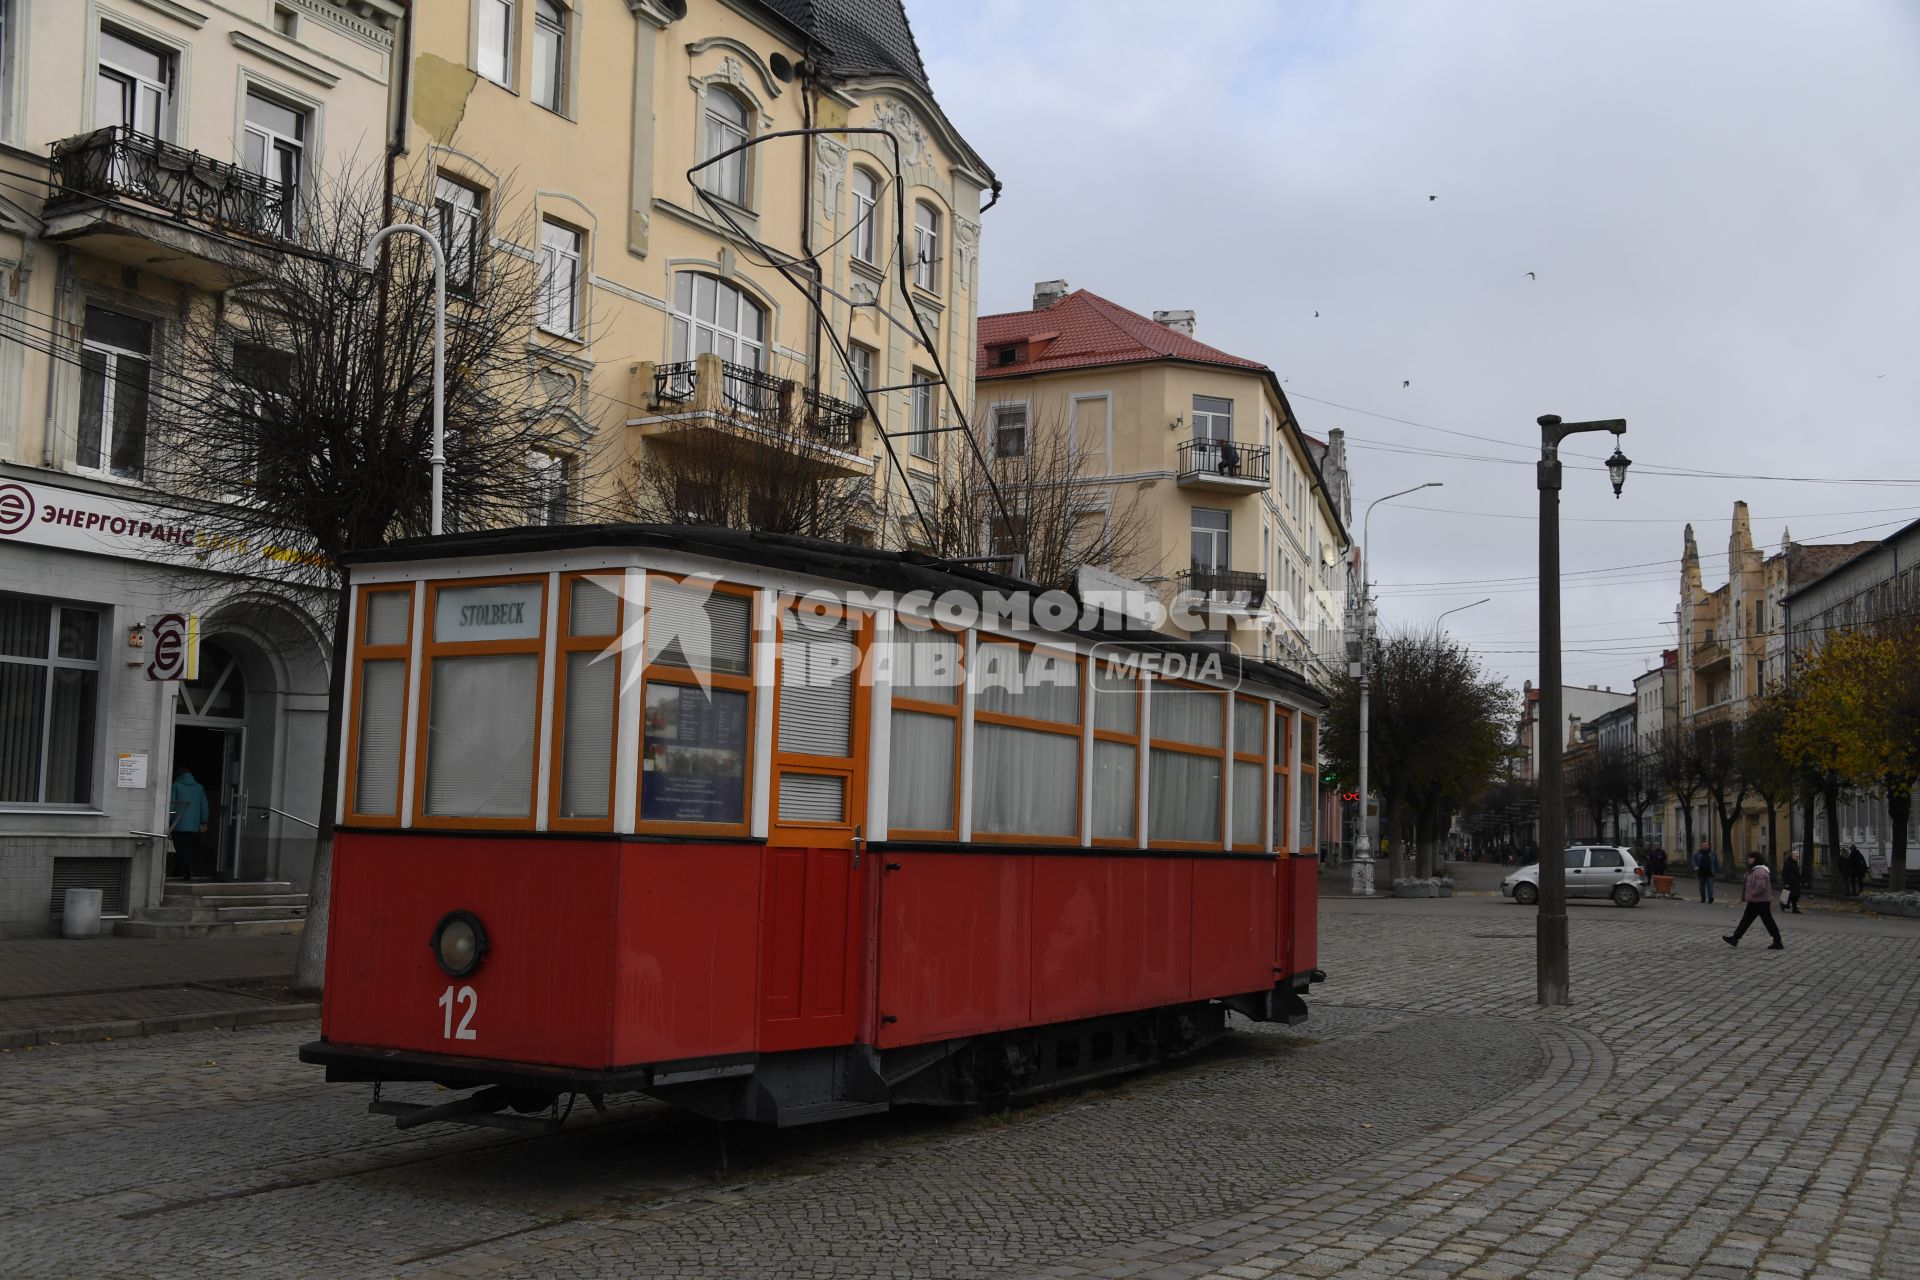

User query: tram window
[1090,663,1140,843]
[1231,697,1266,851]
[1297,715,1318,854]
[1148,682,1223,846]
[1272,708,1293,854]
[970,640,1081,841]
[639,577,755,833]
[553,574,622,826]
[887,623,961,837]
[418,579,546,825]
[773,607,862,828]
[347,586,412,821]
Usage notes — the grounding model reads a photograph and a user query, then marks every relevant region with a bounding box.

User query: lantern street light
[1535,413,1628,1006]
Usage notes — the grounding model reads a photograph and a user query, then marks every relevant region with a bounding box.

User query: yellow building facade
[976,285,1352,685]
[399,0,994,542]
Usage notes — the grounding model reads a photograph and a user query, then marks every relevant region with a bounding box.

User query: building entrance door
[172,641,249,881]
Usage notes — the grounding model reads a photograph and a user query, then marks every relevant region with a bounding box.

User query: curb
[0,1002,317,1051]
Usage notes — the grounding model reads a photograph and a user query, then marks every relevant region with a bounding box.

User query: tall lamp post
[1350,480,1444,897]
[1536,414,1631,1005]
[361,224,448,535]
[1436,597,1491,630]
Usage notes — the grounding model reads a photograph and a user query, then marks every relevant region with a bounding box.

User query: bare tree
[1694,719,1750,868]
[147,163,600,991]
[936,404,1153,589]
[1653,725,1705,856]
[1626,748,1666,851]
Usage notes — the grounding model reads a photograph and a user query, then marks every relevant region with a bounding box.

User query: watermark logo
[0,484,33,536]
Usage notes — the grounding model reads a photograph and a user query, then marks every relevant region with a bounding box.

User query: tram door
[760,601,868,1051]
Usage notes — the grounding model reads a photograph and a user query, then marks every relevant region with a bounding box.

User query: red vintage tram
[301,526,1324,1130]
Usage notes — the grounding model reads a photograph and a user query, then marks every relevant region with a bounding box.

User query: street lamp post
[1435,597,1491,630]
[1351,480,1444,897]
[361,224,448,536]
[1536,414,1631,1006]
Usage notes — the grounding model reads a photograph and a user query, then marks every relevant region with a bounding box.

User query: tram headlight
[431,910,489,977]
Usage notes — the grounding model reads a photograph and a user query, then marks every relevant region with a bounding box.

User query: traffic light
[1321,767,1339,788]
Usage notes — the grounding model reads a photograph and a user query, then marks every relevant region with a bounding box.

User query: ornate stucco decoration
[873,100,929,169]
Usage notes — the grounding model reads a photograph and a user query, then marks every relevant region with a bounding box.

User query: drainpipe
[800,46,822,399]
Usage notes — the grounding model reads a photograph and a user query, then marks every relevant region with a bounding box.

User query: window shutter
[647,581,751,674]
[777,614,856,758]
[778,773,846,823]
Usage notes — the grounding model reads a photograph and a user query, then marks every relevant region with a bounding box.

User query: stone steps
[113,881,309,939]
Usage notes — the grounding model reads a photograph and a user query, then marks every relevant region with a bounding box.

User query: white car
[1502,846,1645,908]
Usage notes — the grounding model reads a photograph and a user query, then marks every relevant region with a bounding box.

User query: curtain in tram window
[1091,740,1136,840]
[559,651,615,819]
[1149,748,1221,843]
[971,723,1077,836]
[1232,760,1262,845]
[1150,686,1221,747]
[1233,701,1264,757]
[973,642,1079,723]
[353,659,405,815]
[1092,667,1137,734]
[425,654,538,817]
[887,709,954,831]
[890,626,960,704]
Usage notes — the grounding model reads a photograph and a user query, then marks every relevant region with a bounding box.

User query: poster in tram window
[642,684,749,824]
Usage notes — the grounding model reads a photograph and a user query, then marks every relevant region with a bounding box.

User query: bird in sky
[1428,195,1437,201]
[1313,310,1319,317]
[1525,272,1537,280]
[1402,380,1411,388]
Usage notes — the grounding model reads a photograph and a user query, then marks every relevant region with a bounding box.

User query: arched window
[672,272,766,370]
[912,200,941,291]
[703,90,749,206]
[850,167,879,264]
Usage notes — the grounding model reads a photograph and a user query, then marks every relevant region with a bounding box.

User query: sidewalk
[0,933,314,1050]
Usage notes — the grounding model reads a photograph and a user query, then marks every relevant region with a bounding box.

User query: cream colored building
[401,0,995,543]
[0,0,403,930]
[975,284,1353,685]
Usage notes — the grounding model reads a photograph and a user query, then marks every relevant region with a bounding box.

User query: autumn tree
[147,165,599,991]
[1737,692,1799,872]
[1783,623,1920,892]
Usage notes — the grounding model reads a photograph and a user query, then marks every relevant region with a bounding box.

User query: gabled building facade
[973,284,1352,685]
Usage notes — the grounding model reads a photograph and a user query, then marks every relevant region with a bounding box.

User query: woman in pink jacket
[1723,853,1784,950]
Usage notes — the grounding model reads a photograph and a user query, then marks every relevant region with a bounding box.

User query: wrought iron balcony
[646,355,865,452]
[1180,564,1268,607]
[48,125,293,241]
[1177,437,1270,489]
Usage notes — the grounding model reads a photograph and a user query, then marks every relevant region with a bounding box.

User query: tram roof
[345,523,1327,706]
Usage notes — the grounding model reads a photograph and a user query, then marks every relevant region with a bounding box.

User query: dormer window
[994,344,1018,366]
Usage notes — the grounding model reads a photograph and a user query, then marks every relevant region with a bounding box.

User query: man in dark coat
[1693,842,1717,903]
[1781,852,1802,913]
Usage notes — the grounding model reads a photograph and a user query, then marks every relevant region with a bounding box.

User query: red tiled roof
[977,290,1269,380]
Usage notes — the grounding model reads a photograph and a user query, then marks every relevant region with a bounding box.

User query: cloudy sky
[909,0,1920,696]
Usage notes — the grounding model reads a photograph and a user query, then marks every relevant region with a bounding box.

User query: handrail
[49,124,293,240]
[1177,436,1271,484]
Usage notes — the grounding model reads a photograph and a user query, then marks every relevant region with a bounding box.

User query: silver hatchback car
[1502,845,1645,908]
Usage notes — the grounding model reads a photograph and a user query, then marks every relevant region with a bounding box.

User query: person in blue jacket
[1692,841,1717,904]
[168,767,210,881]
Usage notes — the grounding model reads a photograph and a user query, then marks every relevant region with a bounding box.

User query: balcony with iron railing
[1178,563,1268,608]
[44,126,292,286]
[635,353,868,465]
[1176,437,1270,491]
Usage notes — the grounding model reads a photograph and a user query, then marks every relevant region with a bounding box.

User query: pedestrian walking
[1693,841,1717,903]
[1723,853,1784,949]
[167,767,210,881]
[1782,851,1803,914]
[1845,845,1868,896]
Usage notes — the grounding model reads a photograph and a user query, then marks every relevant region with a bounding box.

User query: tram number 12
[438,984,478,1041]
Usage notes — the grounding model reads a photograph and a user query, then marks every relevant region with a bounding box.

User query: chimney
[1152,309,1196,337]
[1032,280,1069,310]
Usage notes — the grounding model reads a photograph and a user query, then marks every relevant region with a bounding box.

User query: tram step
[112,917,306,939]
[163,880,299,898]
[141,897,308,923]
[772,1099,891,1128]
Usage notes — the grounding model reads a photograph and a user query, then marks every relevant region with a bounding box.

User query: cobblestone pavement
[1,899,1914,1279]
[0,935,298,999]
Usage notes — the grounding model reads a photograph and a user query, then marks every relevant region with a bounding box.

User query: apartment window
[702,90,750,206]
[910,368,935,459]
[850,166,879,265]
[527,449,571,525]
[1192,395,1233,444]
[0,597,101,805]
[96,27,172,137]
[242,89,306,233]
[912,201,940,291]
[272,5,299,37]
[846,342,874,397]
[232,342,292,490]
[537,218,582,337]
[476,0,513,86]
[993,404,1028,459]
[532,0,566,113]
[434,177,483,295]
[1191,508,1230,573]
[77,306,152,480]
[670,272,766,369]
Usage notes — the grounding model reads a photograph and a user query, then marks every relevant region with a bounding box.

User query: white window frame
[912,201,941,292]
[527,447,571,525]
[531,0,566,114]
[701,88,751,208]
[1191,508,1230,573]
[537,218,582,338]
[669,271,767,371]
[0,597,104,808]
[475,0,514,88]
[77,304,154,480]
[850,166,880,265]
[846,342,875,399]
[910,368,935,460]
[96,24,174,139]
[242,86,307,229]
[434,176,484,295]
[992,402,1028,460]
